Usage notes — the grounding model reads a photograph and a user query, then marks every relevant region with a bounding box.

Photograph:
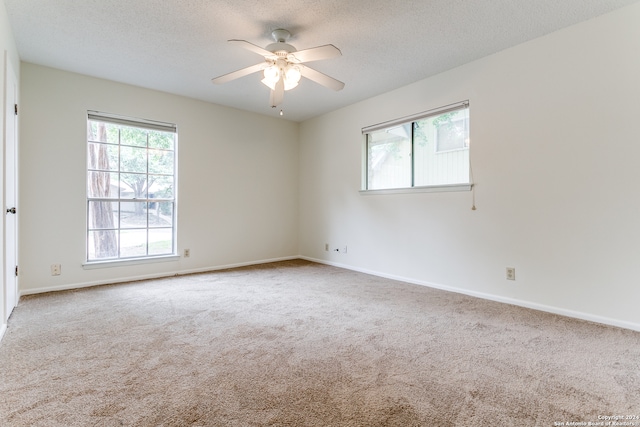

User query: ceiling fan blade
[270,77,285,108]
[229,39,277,59]
[288,44,342,63]
[211,62,269,85]
[299,65,345,91]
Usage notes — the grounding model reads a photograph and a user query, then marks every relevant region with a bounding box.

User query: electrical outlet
[332,245,348,254]
[506,267,516,280]
[51,264,61,276]
[184,249,190,258]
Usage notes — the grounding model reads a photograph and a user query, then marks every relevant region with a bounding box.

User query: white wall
[18,64,299,293]
[299,3,640,330]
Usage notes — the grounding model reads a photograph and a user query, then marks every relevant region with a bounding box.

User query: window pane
[414,109,469,186]
[88,121,119,144]
[120,146,147,173]
[88,143,118,171]
[87,230,119,260]
[149,131,175,150]
[149,150,174,174]
[119,173,147,199]
[367,124,412,190]
[87,171,120,198]
[88,201,118,229]
[149,228,173,255]
[120,229,147,258]
[88,121,100,142]
[434,109,469,152]
[120,127,148,147]
[120,202,148,228]
[149,176,173,199]
[148,202,174,228]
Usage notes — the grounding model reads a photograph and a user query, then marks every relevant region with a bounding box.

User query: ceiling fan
[211,29,345,109]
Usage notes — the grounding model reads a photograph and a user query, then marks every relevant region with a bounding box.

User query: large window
[86,112,177,262]
[363,102,470,191]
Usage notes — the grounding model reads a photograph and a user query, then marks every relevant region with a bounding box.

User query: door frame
[3,50,18,325]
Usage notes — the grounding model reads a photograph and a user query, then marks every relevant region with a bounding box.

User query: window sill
[359,183,472,195]
[83,255,180,269]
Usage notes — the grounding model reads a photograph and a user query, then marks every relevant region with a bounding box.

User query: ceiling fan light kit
[212,29,344,110]
[261,61,301,91]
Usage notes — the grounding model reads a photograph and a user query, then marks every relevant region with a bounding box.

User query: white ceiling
[4,0,638,122]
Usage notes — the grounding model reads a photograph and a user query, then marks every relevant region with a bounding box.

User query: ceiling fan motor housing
[266,29,296,55]
[265,42,296,55]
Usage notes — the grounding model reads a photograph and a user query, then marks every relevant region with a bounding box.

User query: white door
[4,54,18,321]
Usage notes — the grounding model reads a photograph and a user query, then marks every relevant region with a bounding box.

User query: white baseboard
[0,323,7,344]
[300,256,640,332]
[19,256,300,297]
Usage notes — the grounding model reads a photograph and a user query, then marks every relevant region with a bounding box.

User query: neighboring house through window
[86,112,177,262]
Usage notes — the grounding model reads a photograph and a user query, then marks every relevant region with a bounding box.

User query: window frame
[361,101,471,194]
[85,111,178,265]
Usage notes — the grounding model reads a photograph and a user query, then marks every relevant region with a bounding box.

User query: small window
[86,112,177,262]
[363,102,470,191]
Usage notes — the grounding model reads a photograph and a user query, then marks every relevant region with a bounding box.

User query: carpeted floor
[1,259,639,426]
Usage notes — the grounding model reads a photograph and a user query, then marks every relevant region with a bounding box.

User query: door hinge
[15,266,18,276]
[14,104,18,115]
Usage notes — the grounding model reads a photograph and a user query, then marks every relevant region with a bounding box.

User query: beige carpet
[1,259,638,426]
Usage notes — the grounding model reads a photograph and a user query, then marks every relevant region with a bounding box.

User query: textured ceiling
[4,0,638,122]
